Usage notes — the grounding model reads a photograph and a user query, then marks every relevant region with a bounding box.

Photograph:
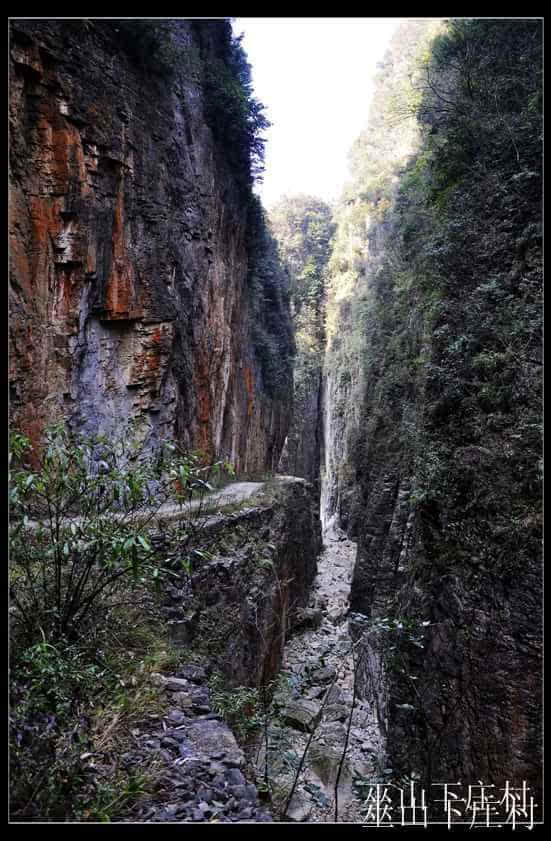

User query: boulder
[280,699,322,732]
[284,791,313,822]
[309,665,336,684]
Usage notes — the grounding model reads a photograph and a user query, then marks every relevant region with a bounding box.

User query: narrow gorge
[9,18,542,826]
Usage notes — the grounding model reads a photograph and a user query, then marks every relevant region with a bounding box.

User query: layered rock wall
[268,197,333,492]
[9,19,290,472]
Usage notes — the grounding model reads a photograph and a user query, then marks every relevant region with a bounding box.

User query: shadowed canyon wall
[271,197,334,491]
[322,18,542,808]
[9,19,292,473]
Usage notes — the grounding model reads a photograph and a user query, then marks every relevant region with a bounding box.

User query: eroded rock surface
[157,476,321,689]
[9,19,290,472]
[320,18,542,812]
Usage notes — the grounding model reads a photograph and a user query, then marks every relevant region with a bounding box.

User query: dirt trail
[153,482,265,522]
[24,481,266,531]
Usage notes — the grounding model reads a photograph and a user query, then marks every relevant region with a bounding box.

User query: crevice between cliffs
[255,525,385,822]
[244,375,386,823]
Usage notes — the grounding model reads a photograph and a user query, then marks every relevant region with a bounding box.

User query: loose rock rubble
[253,524,385,822]
[120,665,272,823]
[117,524,384,823]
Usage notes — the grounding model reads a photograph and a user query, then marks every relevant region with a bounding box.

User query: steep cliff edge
[9,19,292,472]
[324,19,542,808]
[161,476,321,690]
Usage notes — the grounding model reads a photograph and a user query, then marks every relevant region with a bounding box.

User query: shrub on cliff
[200,24,270,191]
[108,19,269,192]
[9,425,229,819]
[9,425,226,647]
[269,195,334,387]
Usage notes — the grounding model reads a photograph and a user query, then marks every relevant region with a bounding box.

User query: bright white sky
[233,18,402,209]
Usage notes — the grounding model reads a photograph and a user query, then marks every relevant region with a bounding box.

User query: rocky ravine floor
[103,489,384,823]
[250,522,386,823]
[118,664,273,823]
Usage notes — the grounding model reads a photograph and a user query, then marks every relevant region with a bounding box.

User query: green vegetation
[110,19,269,193]
[327,15,542,577]
[268,196,334,480]
[396,17,542,570]
[9,426,231,646]
[10,581,178,821]
[269,195,334,367]
[209,674,263,744]
[247,196,295,400]
[8,426,229,820]
[198,24,270,191]
[325,17,542,792]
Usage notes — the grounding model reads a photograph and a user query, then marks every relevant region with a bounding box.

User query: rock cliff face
[320,20,434,535]
[269,197,334,491]
[159,477,321,688]
[279,369,323,488]
[323,18,542,810]
[9,19,290,472]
